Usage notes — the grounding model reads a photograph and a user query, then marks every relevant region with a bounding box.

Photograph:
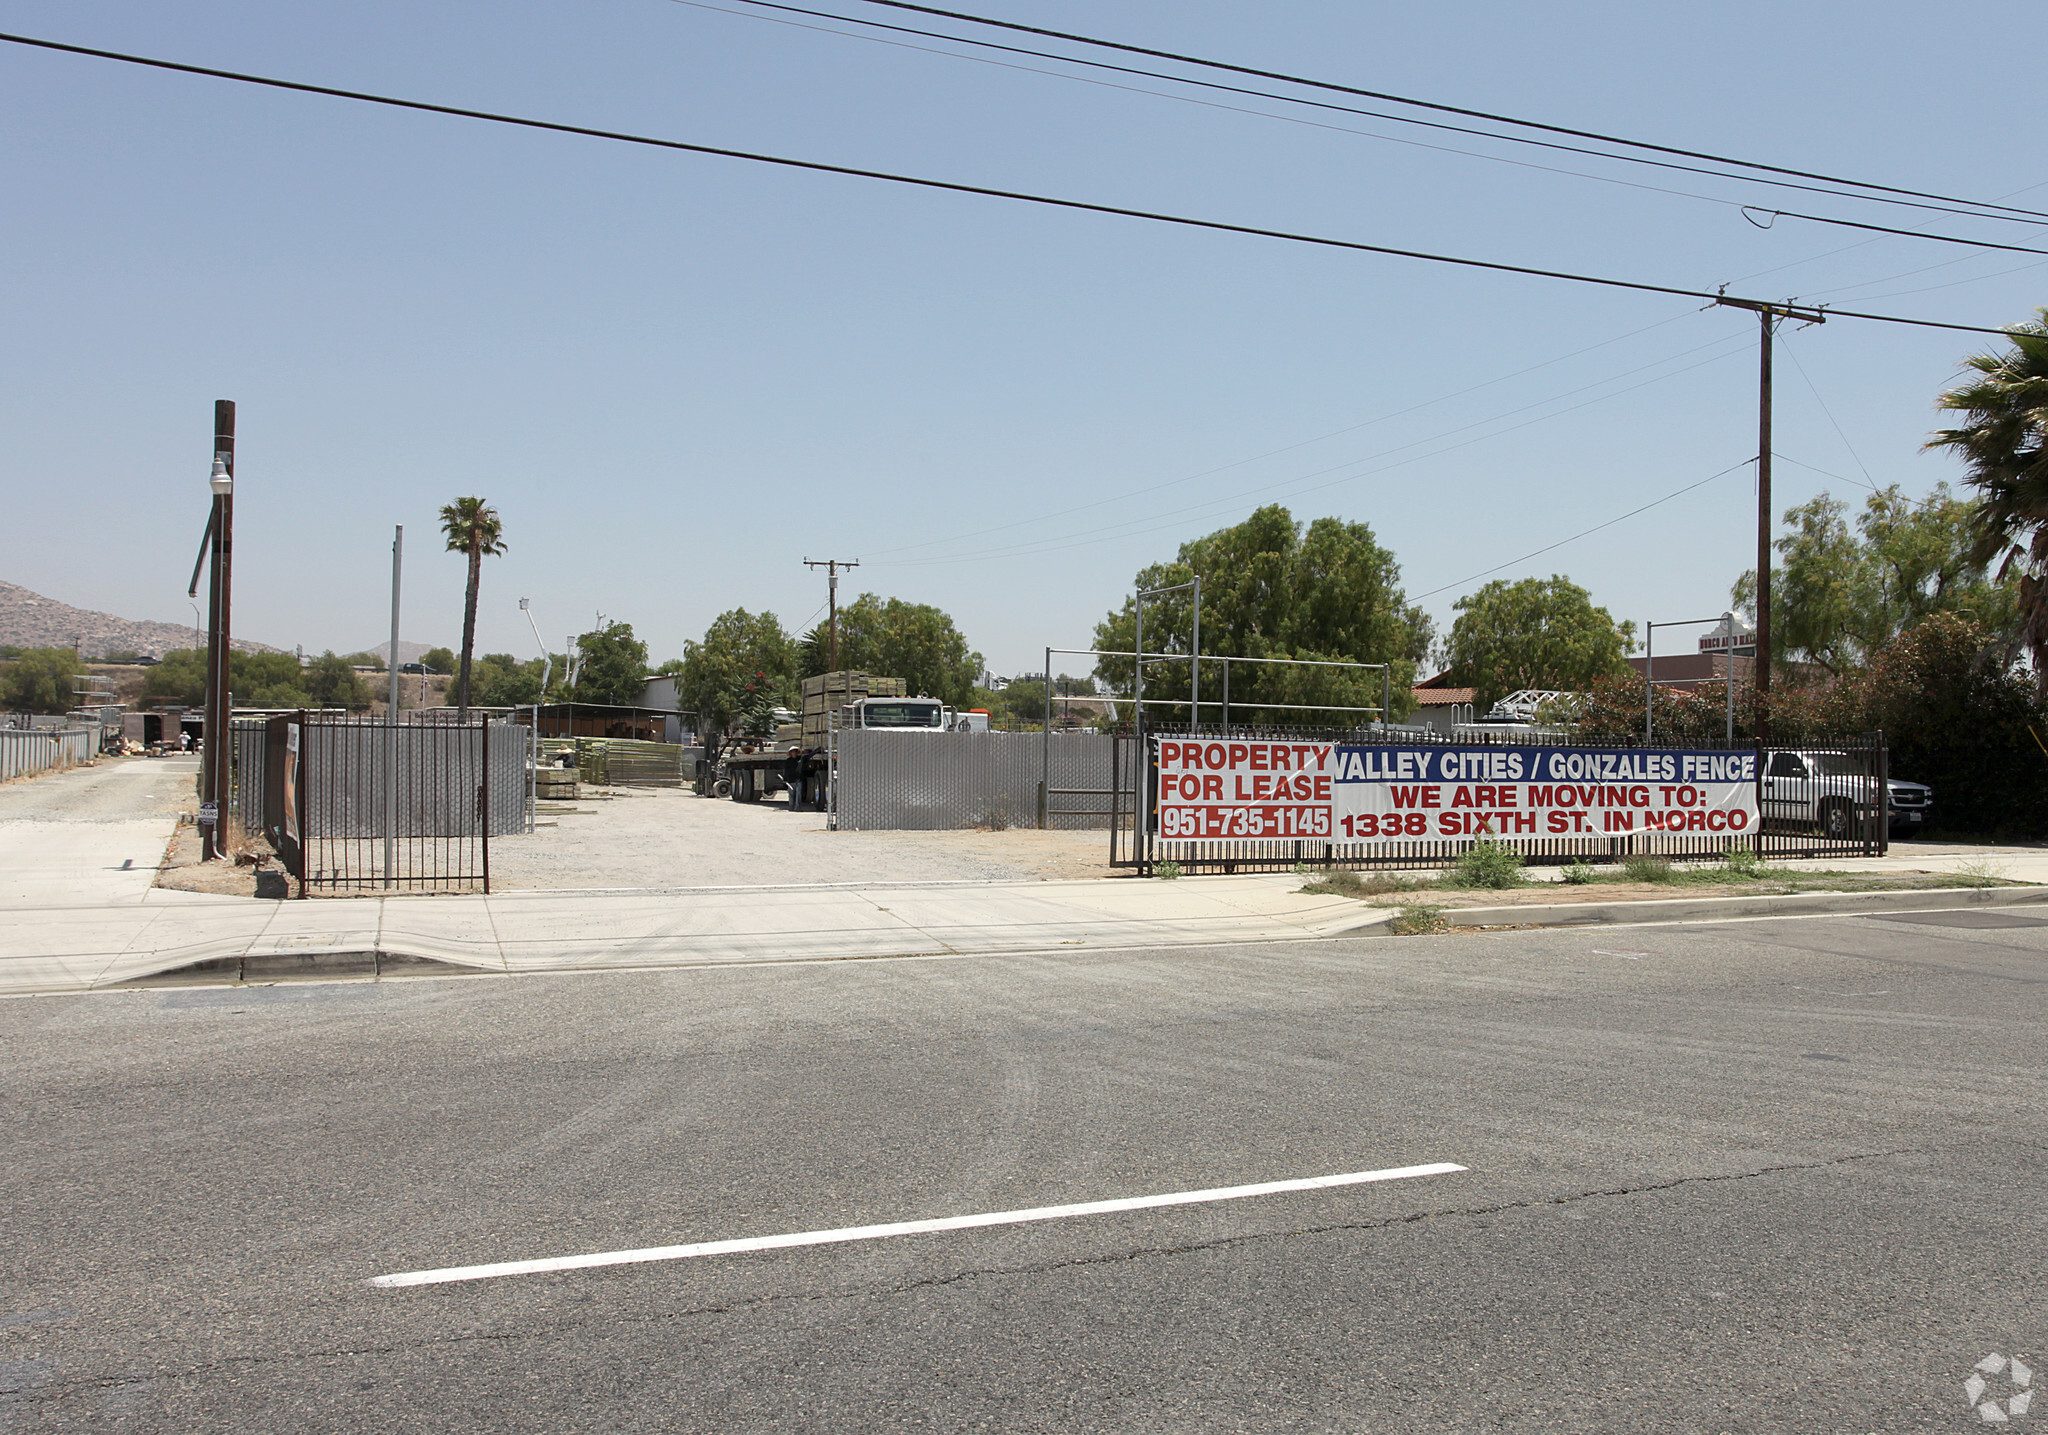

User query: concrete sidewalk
[0,875,1398,995]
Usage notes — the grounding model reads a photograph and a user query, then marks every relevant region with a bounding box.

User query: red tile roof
[1412,687,1476,705]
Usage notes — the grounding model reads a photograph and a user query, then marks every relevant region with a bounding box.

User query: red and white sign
[1153,739,1758,845]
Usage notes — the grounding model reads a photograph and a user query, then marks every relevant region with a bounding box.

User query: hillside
[0,580,282,658]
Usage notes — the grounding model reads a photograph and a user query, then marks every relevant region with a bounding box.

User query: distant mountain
[0,580,282,658]
[355,639,442,667]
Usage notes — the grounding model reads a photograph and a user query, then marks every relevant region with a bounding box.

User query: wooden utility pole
[1714,298,1824,746]
[200,400,235,860]
[804,558,859,671]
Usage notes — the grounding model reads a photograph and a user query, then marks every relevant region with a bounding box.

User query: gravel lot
[488,785,1117,889]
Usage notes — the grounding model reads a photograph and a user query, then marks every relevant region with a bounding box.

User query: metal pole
[1644,621,1654,744]
[1189,575,1200,731]
[1381,664,1390,730]
[1755,308,1774,747]
[1724,610,1737,746]
[1221,657,1229,736]
[385,525,402,888]
[480,712,491,894]
[1041,645,1051,830]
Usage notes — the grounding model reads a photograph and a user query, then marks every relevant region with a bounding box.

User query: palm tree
[1928,310,2048,684]
[438,497,507,719]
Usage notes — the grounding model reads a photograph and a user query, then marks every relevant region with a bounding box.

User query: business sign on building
[1152,740,1757,844]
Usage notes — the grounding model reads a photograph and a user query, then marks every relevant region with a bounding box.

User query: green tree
[419,647,457,676]
[139,648,309,708]
[1,646,85,713]
[469,653,550,707]
[1441,575,1631,712]
[569,621,650,707]
[341,651,386,671]
[438,497,507,719]
[1094,505,1425,723]
[304,652,371,711]
[818,594,983,707]
[142,649,207,706]
[678,610,797,731]
[1926,309,2048,684]
[1732,484,2018,673]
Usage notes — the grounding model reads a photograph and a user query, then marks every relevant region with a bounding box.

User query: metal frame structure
[1645,613,1743,745]
[1035,636,1395,833]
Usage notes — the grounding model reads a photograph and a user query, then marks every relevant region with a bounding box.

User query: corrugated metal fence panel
[229,719,268,826]
[0,727,93,781]
[300,721,528,838]
[836,731,1115,831]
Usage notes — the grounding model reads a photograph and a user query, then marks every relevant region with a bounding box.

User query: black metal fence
[1111,726,1890,875]
[256,714,527,894]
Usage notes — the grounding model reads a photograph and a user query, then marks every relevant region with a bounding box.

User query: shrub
[1621,854,1674,883]
[1560,859,1596,884]
[1445,839,1525,889]
[1154,860,1182,880]
[1388,905,1449,935]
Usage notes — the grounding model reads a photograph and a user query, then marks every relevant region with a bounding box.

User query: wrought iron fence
[257,714,528,894]
[1111,727,1890,875]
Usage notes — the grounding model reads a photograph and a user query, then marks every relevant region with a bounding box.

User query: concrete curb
[1440,883,2048,929]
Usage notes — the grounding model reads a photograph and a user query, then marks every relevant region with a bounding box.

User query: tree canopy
[1093,505,1428,723]
[1731,484,2018,673]
[569,621,650,708]
[0,647,85,713]
[678,609,797,731]
[810,594,983,707]
[140,649,319,709]
[1925,309,2048,681]
[303,652,371,711]
[1440,575,1633,713]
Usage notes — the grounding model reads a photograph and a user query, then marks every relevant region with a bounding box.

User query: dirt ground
[485,785,1119,889]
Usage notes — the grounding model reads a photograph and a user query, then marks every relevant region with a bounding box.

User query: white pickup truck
[1761,749,1932,838]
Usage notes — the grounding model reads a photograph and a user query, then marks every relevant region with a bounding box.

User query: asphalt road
[2,910,2043,1432]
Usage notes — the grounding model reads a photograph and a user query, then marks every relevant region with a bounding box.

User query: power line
[842,0,2048,226]
[1752,207,2048,256]
[861,308,1702,560]
[1407,458,1756,603]
[883,341,1755,568]
[700,0,2048,231]
[0,29,2016,337]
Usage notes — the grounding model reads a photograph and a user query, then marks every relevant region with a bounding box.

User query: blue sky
[2,0,2043,676]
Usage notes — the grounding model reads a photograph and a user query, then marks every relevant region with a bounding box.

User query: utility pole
[199,400,235,860]
[1714,296,1825,747]
[804,558,859,671]
[385,525,402,889]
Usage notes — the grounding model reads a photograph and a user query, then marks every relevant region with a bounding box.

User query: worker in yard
[783,745,807,811]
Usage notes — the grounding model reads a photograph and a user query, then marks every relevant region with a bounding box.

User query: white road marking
[370,1161,1467,1289]
[1591,949,1647,959]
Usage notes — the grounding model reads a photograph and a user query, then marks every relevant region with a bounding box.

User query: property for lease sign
[1153,739,1758,843]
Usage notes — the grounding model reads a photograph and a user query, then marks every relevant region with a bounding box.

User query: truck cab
[848,697,949,731]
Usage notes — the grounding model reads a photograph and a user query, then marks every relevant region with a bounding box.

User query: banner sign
[1152,739,1757,843]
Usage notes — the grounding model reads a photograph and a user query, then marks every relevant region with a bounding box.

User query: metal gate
[261,714,527,893]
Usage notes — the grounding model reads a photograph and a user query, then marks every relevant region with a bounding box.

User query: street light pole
[199,400,235,860]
